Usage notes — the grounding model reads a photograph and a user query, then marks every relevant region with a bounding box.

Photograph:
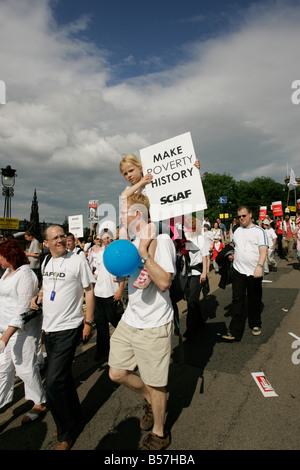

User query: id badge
[50,291,56,301]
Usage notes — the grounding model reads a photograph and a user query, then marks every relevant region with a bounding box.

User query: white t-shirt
[68,247,87,260]
[122,234,176,329]
[94,249,119,298]
[42,252,95,332]
[233,225,268,276]
[264,227,277,249]
[185,233,209,276]
[0,264,38,331]
[84,242,91,252]
[27,239,41,269]
[203,230,214,251]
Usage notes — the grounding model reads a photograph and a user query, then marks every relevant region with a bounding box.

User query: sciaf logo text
[0,80,6,105]
[291,80,300,105]
[291,339,300,365]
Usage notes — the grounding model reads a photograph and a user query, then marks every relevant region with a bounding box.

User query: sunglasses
[238,214,248,219]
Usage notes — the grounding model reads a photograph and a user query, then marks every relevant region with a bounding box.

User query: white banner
[68,215,83,238]
[139,132,207,221]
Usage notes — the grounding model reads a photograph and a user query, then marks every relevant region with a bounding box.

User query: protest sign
[259,206,267,220]
[68,215,83,238]
[88,200,99,223]
[139,132,207,221]
[271,201,283,217]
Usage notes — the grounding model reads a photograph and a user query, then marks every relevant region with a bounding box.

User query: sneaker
[221,332,236,341]
[133,268,151,289]
[139,431,170,450]
[140,401,154,431]
[252,327,261,336]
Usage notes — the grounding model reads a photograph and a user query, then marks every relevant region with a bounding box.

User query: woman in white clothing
[87,234,102,273]
[211,222,224,244]
[0,238,47,423]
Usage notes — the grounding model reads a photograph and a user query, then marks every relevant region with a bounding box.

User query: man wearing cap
[262,219,277,273]
[222,205,268,341]
[282,210,295,261]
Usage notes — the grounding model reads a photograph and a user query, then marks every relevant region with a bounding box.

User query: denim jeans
[228,267,263,340]
[44,324,83,442]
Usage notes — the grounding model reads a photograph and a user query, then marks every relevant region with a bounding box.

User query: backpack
[170,252,189,303]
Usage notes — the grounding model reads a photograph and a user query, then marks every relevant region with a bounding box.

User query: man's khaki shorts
[108,319,173,387]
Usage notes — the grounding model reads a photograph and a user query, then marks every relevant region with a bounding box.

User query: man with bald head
[32,224,95,450]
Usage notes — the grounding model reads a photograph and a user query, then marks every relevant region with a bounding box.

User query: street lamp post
[1,165,17,218]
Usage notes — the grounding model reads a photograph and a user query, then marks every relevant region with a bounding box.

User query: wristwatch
[85,320,95,327]
[257,264,263,267]
[141,254,151,264]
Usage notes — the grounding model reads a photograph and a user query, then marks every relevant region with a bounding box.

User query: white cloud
[0,0,299,227]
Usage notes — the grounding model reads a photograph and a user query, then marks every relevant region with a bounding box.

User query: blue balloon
[103,239,141,277]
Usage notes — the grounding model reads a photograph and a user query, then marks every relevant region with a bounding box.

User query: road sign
[0,218,19,230]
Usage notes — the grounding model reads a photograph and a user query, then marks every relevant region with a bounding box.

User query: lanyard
[50,255,66,301]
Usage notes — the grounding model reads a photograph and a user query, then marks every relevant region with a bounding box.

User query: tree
[202,172,238,221]
[236,177,287,219]
[201,173,287,222]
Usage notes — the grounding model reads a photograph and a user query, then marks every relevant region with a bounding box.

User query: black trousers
[185,275,205,332]
[94,296,120,355]
[44,325,83,442]
[228,267,263,340]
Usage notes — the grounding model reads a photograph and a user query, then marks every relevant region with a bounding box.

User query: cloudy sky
[0,0,299,228]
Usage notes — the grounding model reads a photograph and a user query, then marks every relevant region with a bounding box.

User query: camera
[21,306,43,324]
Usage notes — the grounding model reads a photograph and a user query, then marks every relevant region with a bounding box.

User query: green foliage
[202,173,289,222]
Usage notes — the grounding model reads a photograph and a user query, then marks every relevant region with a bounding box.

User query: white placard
[139,132,207,221]
[68,215,83,238]
[251,372,278,397]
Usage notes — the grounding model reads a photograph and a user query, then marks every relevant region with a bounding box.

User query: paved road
[0,254,299,453]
